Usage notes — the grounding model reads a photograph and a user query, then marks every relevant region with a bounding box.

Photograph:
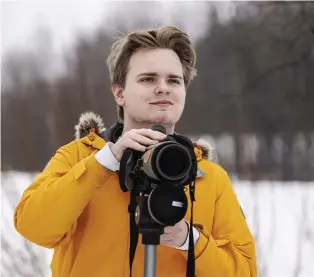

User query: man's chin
[152,115,177,126]
[138,115,177,127]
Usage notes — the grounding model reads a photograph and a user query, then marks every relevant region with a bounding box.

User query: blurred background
[1,1,314,277]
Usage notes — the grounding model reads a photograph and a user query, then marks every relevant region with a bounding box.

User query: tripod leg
[143,245,157,277]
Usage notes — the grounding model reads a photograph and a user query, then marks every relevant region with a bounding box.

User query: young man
[14,26,257,277]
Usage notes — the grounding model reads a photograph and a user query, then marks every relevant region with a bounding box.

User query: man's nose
[154,80,170,95]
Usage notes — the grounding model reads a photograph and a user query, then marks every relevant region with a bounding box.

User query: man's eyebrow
[168,74,183,80]
[136,72,183,79]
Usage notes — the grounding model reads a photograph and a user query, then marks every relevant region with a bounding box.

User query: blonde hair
[107,26,197,122]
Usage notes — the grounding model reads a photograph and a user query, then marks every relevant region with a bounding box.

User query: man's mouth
[150,100,173,106]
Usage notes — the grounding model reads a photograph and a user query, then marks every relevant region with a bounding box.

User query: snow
[1,171,314,277]
[1,172,53,277]
[234,181,314,277]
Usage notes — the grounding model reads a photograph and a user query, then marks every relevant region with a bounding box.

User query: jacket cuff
[94,142,120,172]
[176,220,200,251]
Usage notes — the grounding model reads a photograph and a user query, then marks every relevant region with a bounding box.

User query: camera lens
[155,144,192,181]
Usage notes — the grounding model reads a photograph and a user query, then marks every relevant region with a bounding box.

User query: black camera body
[119,125,197,241]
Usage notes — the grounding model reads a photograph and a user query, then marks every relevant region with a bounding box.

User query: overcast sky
[1,1,235,56]
[2,1,113,55]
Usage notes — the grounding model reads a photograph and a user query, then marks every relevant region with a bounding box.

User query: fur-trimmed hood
[74,111,214,161]
[74,112,106,140]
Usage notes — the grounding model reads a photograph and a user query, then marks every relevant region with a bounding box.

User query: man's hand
[109,129,167,161]
[160,219,189,248]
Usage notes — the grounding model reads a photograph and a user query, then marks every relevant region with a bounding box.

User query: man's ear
[112,84,124,107]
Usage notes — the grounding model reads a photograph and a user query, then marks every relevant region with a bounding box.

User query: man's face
[113,48,186,127]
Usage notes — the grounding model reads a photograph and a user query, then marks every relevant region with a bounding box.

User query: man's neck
[122,118,175,135]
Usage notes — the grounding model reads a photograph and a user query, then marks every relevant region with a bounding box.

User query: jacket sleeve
[14,142,115,249]
[183,167,257,277]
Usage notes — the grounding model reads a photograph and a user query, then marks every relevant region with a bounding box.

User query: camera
[119,125,197,237]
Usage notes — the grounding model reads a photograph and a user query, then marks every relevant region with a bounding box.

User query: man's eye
[141,77,154,82]
[169,79,180,84]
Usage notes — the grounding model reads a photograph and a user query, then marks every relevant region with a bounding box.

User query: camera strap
[128,187,139,277]
[186,177,196,277]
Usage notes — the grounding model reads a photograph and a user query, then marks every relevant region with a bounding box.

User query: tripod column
[144,245,157,277]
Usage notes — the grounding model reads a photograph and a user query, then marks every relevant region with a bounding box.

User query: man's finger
[136,129,167,140]
[130,133,159,146]
[160,240,174,247]
[163,226,175,234]
[160,234,173,241]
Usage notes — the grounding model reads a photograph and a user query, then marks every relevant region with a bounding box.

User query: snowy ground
[1,171,314,277]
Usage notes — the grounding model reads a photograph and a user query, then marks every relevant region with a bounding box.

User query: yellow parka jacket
[14,112,257,277]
